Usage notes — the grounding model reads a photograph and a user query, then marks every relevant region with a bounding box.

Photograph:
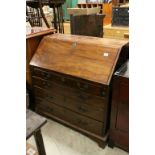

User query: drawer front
[32,77,106,109]
[35,100,104,136]
[34,88,104,122]
[31,67,108,97]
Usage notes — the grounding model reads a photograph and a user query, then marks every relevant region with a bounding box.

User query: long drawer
[35,100,104,136]
[34,87,104,122]
[32,77,106,109]
[31,67,108,97]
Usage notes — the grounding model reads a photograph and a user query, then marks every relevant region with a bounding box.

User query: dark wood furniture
[26,27,55,109]
[26,27,55,87]
[108,61,129,151]
[26,0,65,33]
[26,109,47,155]
[70,14,105,37]
[30,34,128,148]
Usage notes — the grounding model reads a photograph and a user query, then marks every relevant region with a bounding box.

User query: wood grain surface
[30,34,128,85]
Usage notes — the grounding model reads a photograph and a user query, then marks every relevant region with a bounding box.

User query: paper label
[27,148,36,155]
[103,52,109,57]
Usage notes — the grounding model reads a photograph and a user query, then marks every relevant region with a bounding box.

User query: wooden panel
[70,14,105,37]
[109,61,129,151]
[32,76,107,103]
[31,68,108,97]
[34,87,105,122]
[30,34,128,85]
[103,3,112,25]
[35,100,104,136]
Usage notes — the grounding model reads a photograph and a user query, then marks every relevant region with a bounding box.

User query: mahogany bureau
[30,34,128,147]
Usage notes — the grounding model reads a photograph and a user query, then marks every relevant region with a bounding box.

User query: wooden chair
[26,0,65,33]
[26,6,42,27]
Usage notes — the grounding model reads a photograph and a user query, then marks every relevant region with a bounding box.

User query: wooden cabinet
[70,14,105,37]
[26,27,55,87]
[109,61,129,151]
[30,34,128,148]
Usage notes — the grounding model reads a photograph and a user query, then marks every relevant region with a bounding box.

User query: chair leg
[53,6,58,32]
[34,129,46,155]
[38,0,50,28]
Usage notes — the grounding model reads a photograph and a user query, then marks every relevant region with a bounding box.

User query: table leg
[34,129,46,155]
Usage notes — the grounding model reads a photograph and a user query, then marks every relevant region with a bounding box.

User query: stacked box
[112,7,129,26]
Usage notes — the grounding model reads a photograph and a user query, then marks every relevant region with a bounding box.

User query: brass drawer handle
[78,94,89,100]
[77,106,87,113]
[46,105,54,112]
[42,81,46,85]
[42,81,51,87]
[41,72,50,78]
[61,77,66,83]
[49,107,54,112]
[47,95,54,100]
[33,68,39,74]
[77,82,89,90]
[101,91,106,97]
[77,119,88,126]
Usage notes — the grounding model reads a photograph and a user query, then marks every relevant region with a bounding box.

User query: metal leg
[34,129,46,155]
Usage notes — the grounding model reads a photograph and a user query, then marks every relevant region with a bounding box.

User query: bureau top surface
[26,27,55,39]
[30,34,128,85]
